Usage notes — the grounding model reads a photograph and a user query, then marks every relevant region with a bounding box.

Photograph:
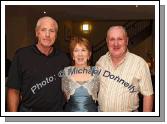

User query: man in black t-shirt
[6,16,69,112]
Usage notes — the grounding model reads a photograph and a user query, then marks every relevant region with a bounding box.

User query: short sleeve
[6,51,22,90]
[138,60,154,96]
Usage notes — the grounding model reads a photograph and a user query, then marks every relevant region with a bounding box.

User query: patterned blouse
[62,66,100,102]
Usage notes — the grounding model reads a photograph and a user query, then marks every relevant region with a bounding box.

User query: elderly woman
[62,36,99,112]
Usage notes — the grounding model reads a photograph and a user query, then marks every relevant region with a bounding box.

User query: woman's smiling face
[73,43,91,67]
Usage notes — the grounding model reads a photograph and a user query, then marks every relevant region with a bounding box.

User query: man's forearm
[7,88,20,112]
[143,95,154,112]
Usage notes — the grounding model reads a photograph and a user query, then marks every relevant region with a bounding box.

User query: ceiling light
[81,22,92,33]
[43,11,47,14]
[82,24,89,31]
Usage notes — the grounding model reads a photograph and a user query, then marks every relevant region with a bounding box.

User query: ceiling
[6,5,155,20]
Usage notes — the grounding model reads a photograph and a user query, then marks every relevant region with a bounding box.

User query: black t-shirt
[5,58,11,77]
[6,44,70,112]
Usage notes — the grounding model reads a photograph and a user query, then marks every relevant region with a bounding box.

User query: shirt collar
[32,43,57,57]
[107,50,129,69]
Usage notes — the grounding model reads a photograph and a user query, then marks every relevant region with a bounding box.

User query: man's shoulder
[55,49,70,65]
[15,45,34,56]
[15,45,33,53]
[96,52,109,65]
[56,49,67,56]
[99,53,108,59]
[56,49,69,60]
[128,52,147,63]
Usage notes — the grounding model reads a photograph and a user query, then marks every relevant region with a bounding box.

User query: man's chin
[42,43,53,48]
[110,53,122,58]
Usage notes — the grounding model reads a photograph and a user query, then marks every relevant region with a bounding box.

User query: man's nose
[113,40,118,46]
[45,30,50,37]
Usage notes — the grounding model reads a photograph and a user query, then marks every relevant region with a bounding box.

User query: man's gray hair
[36,16,58,31]
[106,26,128,38]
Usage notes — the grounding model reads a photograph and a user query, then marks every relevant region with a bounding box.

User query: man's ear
[106,38,108,43]
[106,38,109,46]
[126,37,129,46]
[35,29,38,37]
